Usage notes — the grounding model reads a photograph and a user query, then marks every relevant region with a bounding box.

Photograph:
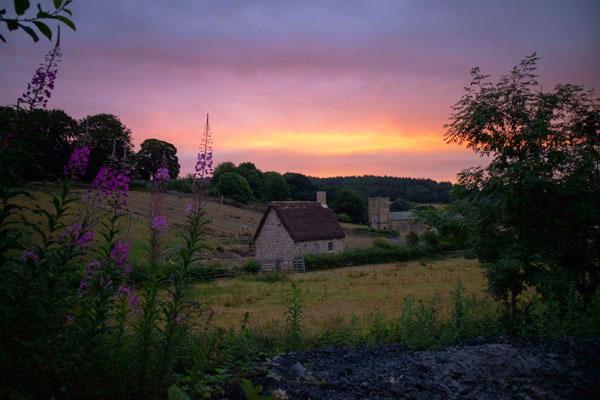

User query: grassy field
[193,256,486,334]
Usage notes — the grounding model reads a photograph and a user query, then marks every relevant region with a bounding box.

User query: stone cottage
[253,201,345,266]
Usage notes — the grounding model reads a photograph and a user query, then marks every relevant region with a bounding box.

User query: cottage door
[312,243,319,255]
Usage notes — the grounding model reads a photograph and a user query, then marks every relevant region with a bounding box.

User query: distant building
[368,197,426,235]
[253,198,345,266]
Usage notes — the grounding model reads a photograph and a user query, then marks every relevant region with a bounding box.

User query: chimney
[316,191,327,208]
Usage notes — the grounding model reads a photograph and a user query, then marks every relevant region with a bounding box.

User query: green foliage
[406,231,419,246]
[336,212,351,223]
[305,242,433,271]
[168,385,191,400]
[414,202,468,249]
[210,161,236,188]
[446,54,600,314]
[263,171,290,201]
[240,379,273,400]
[422,230,439,246]
[0,106,78,179]
[284,172,318,201]
[168,176,193,193]
[285,282,304,350]
[312,175,452,203]
[83,113,135,180]
[136,138,180,180]
[215,172,254,204]
[243,259,262,274]
[0,0,75,43]
[390,198,413,211]
[236,162,265,200]
[329,189,367,224]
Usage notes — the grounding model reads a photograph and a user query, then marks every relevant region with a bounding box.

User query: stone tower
[368,197,390,229]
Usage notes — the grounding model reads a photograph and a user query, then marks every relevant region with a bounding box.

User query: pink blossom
[21,250,39,263]
[63,146,90,178]
[110,241,131,268]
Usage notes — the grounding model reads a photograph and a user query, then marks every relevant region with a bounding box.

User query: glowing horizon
[1,1,598,183]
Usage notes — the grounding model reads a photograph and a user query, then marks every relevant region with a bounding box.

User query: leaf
[20,24,39,42]
[6,19,19,31]
[14,0,30,15]
[32,21,51,40]
[52,14,75,31]
[53,0,62,9]
[167,385,190,400]
[62,8,71,16]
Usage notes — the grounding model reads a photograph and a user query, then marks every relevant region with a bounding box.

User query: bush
[167,177,192,193]
[406,231,419,246]
[304,242,434,271]
[422,230,439,246]
[243,259,262,274]
[336,213,351,223]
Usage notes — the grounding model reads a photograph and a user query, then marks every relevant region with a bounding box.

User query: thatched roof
[254,202,346,242]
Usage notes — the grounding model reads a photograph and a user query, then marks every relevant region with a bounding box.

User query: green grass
[192,257,486,334]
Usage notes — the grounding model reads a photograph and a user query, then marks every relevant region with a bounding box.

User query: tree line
[0,107,180,183]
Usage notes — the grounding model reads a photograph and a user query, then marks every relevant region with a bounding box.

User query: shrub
[336,213,352,223]
[422,230,439,246]
[304,242,434,271]
[406,231,419,246]
[167,177,193,193]
[243,259,262,274]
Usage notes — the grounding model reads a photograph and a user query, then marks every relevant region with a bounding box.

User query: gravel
[234,336,600,399]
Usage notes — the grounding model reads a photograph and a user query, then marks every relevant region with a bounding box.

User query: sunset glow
[1,1,598,182]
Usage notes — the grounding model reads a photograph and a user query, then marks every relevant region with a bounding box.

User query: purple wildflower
[18,32,61,111]
[110,241,131,268]
[129,293,141,313]
[1,132,13,148]
[91,167,130,206]
[156,167,170,182]
[21,249,39,263]
[175,313,189,326]
[151,215,167,237]
[64,146,90,178]
[66,314,74,324]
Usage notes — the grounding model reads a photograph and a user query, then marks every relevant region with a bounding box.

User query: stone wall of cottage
[255,209,300,260]
[298,238,344,255]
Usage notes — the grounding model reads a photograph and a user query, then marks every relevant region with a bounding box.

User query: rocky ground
[233,336,600,399]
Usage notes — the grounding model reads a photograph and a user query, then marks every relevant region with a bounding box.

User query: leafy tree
[236,162,265,200]
[0,106,79,179]
[330,189,367,224]
[284,172,318,201]
[135,139,180,180]
[390,198,412,212]
[445,54,600,317]
[82,113,134,180]
[210,161,236,188]
[0,0,76,43]
[311,175,452,203]
[215,172,254,204]
[263,171,290,201]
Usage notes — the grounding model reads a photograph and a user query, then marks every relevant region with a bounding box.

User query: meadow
[195,256,485,332]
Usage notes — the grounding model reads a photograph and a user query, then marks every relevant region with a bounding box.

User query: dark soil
[233,336,600,399]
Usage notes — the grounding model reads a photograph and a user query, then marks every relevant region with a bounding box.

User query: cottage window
[328,242,334,251]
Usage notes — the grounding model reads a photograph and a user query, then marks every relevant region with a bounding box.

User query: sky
[1,0,599,182]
